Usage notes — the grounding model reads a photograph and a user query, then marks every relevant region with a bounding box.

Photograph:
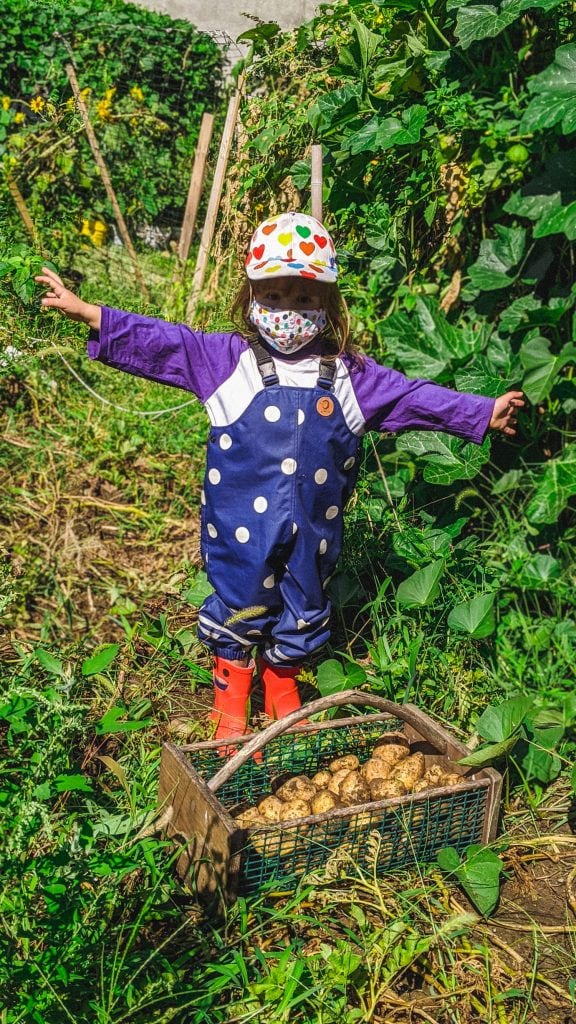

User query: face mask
[249,300,327,354]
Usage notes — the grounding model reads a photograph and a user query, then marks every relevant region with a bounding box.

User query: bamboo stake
[310,144,323,222]
[65,63,149,302]
[177,111,214,264]
[186,75,244,320]
[6,171,37,243]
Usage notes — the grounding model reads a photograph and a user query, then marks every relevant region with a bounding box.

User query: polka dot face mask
[249,300,328,354]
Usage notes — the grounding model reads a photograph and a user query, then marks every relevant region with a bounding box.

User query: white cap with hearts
[245,211,338,283]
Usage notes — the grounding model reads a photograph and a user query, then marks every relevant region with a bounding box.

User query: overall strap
[317,357,337,390]
[250,339,279,387]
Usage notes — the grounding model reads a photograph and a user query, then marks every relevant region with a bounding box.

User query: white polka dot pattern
[207,523,218,538]
[208,468,221,485]
[297,618,308,630]
[325,505,339,520]
[235,526,250,543]
[344,456,356,470]
[220,433,232,450]
[264,405,281,422]
[281,458,297,475]
[314,468,328,484]
[319,539,327,554]
[263,574,275,589]
[200,489,206,505]
[253,496,268,513]
[297,409,305,425]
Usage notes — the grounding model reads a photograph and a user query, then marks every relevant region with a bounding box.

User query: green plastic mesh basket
[162,690,501,902]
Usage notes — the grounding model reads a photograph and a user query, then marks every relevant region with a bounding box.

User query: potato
[442,772,464,786]
[275,776,316,803]
[280,798,312,821]
[372,734,410,765]
[329,754,360,773]
[362,757,391,785]
[311,770,332,790]
[311,790,341,815]
[422,764,445,785]
[327,768,354,796]
[339,771,371,807]
[369,778,407,801]
[235,806,264,828]
[394,753,425,789]
[249,824,296,859]
[258,795,285,822]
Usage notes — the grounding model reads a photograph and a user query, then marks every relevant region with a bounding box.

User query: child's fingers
[35,268,66,290]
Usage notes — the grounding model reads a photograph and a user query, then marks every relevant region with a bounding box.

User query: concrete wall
[132,0,319,66]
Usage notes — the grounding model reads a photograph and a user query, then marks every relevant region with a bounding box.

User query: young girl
[36,211,524,747]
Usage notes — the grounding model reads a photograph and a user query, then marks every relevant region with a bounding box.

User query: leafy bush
[232,0,576,707]
[0,0,222,252]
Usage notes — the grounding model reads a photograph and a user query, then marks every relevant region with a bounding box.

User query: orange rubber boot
[258,657,308,722]
[210,656,254,753]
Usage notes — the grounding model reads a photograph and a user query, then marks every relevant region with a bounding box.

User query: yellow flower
[130,86,144,103]
[30,96,45,113]
[80,87,91,98]
[14,112,25,124]
[1,96,10,110]
[96,99,113,121]
[104,87,116,101]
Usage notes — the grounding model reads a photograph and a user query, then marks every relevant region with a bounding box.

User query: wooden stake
[6,171,37,243]
[186,76,244,320]
[178,112,215,264]
[65,63,149,302]
[310,144,323,222]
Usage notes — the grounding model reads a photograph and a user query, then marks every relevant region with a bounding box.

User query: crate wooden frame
[158,689,502,905]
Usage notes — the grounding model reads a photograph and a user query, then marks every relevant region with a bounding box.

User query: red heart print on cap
[253,244,265,259]
[314,235,327,248]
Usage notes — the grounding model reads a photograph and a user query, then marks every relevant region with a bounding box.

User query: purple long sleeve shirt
[88,308,494,442]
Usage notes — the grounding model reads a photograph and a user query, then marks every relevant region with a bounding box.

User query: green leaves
[455,0,562,51]
[382,296,473,379]
[520,44,576,136]
[448,593,496,639]
[466,226,526,292]
[437,845,504,917]
[81,644,120,677]
[520,336,576,403]
[347,105,427,155]
[396,433,491,485]
[526,443,576,524]
[396,560,445,607]
[316,658,367,696]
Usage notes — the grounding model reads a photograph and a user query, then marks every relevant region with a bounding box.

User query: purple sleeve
[345,354,495,444]
[87,307,248,403]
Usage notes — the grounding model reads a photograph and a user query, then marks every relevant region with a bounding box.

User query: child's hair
[231,279,352,358]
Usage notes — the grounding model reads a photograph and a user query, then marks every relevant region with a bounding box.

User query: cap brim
[246,259,337,283]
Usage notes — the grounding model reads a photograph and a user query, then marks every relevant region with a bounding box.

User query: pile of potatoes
[234,733,464,837]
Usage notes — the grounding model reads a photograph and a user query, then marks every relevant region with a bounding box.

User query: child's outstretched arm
[35,267,101,330]
[489,390,525,436]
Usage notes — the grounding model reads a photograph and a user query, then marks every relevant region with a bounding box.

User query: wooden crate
[158,689,502,905]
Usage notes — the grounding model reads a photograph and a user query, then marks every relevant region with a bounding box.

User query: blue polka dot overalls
[197,341,362,666]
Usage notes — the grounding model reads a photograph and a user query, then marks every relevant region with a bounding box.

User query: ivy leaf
[456,0,561,50]
[396,560,445,607]
[458,735,521,765]
[455,357,516,397]
[533,200,576,241]
[475,696,533,742]
[520,337,576,403]
[467,226,526,292]
[447,593,496,639]
[526,443,576,524]
[520,43,576,135]
[396,433,491,485]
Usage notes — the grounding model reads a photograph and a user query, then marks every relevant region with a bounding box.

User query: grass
[1,243,576,1023]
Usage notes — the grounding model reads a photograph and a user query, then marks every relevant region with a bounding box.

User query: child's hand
[35,267,102,330]
[489,390,525,436]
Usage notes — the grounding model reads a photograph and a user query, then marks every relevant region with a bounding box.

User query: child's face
[252,276,327,311]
